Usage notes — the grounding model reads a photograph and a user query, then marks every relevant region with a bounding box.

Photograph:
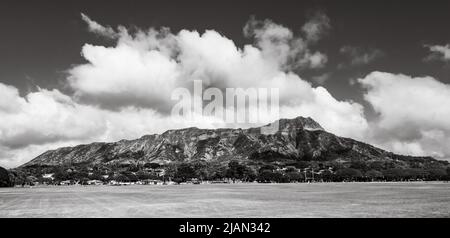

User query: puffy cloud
[69,43,180,112]
[279,86,368,140]
[71,16,366,136]
[0,83,23,113]
[358,71,450,160]
[244,16,328,70]
[340,46,384,66]
[0,14,370,168]
[0,86,105,149]
[71,14,334,110]
[424,44,450,62]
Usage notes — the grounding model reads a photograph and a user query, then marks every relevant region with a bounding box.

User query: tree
[0,166,11,187]
[38,176,53,185]
[163,163,177,180]
[293,161,310,169]
[426,168,447,180]
[350,161,368,172]
[404,168,427,180]
[285,166,298,173]
[9,170,27,186]
[368,161,385,171]
[89,170,105,181]
[257,170,274,183]
[121,171,138,182]
[210,164,228,180]
[285,171,304,182]
[258,164,277,173]
[336,168,363,181]
[136,170,152,180]
[174,163,196,182]
[257,170,286,183]
[365,170,383,181]
[53,169,70,181]
[317,170,334,182]
[72,171,89,181]
[127,164,140,172]
[382,168,408,181]
[114,174,129,182]
[192,162,209,180]
[226,161,255,181]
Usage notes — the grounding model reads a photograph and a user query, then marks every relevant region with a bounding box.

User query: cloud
[0,86,105,149]
[69,43,180,112]
[0,83,23,113]
[244,15,328,70]
[358,71,450,160]
[311,73,331,85]
[424,44,450,62]
[1,14,371,168]
[81,13,118,38]
[301,11,330,43]
[70,14,365,135]
[340,46,384,67]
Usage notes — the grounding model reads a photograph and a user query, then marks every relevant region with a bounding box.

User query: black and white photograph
[1,0,450,226]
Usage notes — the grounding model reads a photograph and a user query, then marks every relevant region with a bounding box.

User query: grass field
[1,182,449,217]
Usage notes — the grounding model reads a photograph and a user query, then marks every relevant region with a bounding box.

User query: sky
[1,0,450,168]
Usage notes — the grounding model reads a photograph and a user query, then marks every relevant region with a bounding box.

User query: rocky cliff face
[21,116,438,167]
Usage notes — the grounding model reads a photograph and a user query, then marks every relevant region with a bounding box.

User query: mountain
[22,116,443,168]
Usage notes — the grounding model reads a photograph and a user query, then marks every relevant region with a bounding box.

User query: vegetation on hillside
[0,166,12,187]
[10,158,450,186]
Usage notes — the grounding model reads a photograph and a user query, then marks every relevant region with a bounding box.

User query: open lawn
[1,182,449,217]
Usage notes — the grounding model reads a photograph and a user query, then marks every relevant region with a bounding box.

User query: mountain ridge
[22,116,441,168]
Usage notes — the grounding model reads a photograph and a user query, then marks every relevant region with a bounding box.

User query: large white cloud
[70,13,366,135]
[0,13,371,168]
[358,71,450,160]
[69,43,180,112]
[0,86,105,149]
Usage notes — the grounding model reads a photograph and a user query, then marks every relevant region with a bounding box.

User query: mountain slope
[22,116,441,168]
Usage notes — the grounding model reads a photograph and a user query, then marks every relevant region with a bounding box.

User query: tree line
[6,160,450,186]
